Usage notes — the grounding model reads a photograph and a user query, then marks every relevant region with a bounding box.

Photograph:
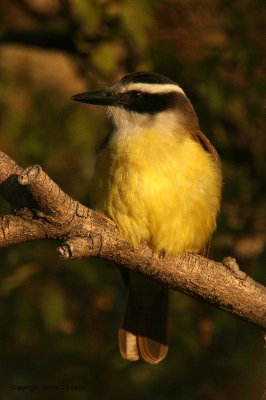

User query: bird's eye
[130,91,142,100]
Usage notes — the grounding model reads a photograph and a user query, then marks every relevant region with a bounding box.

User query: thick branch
[0,150,265,331]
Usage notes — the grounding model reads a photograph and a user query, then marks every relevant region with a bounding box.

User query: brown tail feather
[119,329,140,361]
[119,272,168,364]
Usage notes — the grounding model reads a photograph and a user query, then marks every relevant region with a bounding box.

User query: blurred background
[0,1,265,399]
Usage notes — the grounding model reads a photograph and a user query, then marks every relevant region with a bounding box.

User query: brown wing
[194,130,220,163]
[173,93,220,165]
[194,130,221,258]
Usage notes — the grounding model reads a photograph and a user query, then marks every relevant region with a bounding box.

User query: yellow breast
[91,129,222,255]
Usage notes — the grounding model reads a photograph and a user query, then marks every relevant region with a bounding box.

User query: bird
[71,72,222,364]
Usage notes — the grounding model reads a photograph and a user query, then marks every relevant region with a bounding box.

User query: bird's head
[71,72,199,133]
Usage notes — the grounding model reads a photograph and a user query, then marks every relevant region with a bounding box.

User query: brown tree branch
[0,150,266,331]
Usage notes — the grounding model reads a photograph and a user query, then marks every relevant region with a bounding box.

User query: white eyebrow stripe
[123,83,185,95]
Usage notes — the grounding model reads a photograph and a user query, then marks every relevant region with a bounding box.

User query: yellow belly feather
[91,129,222,255]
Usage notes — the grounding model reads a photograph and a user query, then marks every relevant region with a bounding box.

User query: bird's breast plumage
[91,128,222,255]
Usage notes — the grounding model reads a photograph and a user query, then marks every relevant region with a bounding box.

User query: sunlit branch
[0,150,265,332]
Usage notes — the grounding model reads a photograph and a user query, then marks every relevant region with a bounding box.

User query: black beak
[71,90,119,106]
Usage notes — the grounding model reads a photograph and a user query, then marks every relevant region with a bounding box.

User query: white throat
[107,106,182,138]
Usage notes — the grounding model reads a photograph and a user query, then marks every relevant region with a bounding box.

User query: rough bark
[0,150,265,332]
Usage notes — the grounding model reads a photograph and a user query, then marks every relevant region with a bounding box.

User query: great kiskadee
[72,72,222,364]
